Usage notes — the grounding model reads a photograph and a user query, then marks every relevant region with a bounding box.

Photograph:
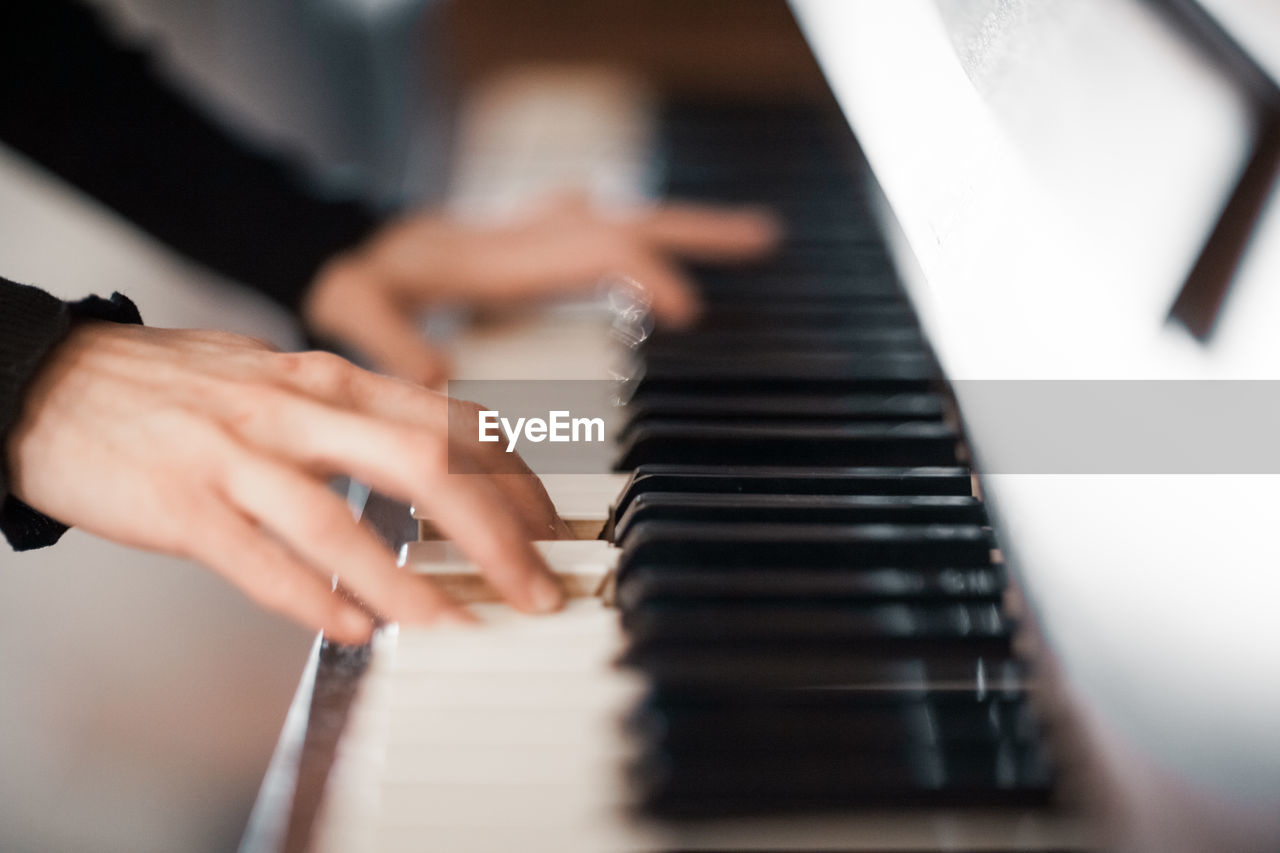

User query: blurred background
[0,2,820,850]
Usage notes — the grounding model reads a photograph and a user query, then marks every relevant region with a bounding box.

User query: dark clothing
[1,0,384,549]
[0,280,141,549]
[0,0,381,312]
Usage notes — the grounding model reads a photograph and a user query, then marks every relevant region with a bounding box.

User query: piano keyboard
[310,84,1091,851]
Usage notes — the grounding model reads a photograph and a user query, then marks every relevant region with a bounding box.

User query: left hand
[301,194,781,386]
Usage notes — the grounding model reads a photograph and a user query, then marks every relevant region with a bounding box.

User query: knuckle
[220,384,286,434]
[276,350,359,397]
[451,398,485,418]
[448,398,485,432]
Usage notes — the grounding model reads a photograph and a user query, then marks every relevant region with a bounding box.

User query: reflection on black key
[633,739,1055,818]
[612,493,986,543]
[628,688,1043,749]
[621,600,1010,645]
[618,521,994,572]
[631,356,936,396]
[612,465,973,520]
[640,327,925,357]
[621,393,944,434]
[622,643,1022,690]
[614,565,1005,610]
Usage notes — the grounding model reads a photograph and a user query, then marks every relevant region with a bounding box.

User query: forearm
[0,1,382,313]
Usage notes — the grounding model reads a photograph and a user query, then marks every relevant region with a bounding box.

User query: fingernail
[530,574,565,614]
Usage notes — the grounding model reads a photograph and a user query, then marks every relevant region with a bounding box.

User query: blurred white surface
[794,1,1280,848]
[88,0,449,205]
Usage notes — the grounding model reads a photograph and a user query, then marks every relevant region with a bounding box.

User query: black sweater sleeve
[1,276,142,550]
[0,0,382,312]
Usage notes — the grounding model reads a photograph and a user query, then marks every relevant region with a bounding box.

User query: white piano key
[373,782,629,827]
[357,671,643,711]
[399,540,618,600]
[379,710,631,748]
[370,823,653,853]
[538,472,631,537]
[379,745,626,785]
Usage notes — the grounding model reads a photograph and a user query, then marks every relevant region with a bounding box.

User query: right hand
[3,322,570,644]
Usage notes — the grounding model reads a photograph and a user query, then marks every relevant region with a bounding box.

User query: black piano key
[632,741,1055,818]
[680,303,917,330]
[621,600,1011,646]
[689,269,903,297]
[621,642,1022,690]
[637,335,926,363]
[635,342,928,363]
[613,465,972,519]
[618,521,994,573]
[627,688,1044,750]
[623,99,1060,825]
[733,246,900,277]
[620,393,945,433]
[612,493,986,544]
[693,292,910,312]
[614,565,1006,610]
[630,358,936,397]
[639,327,925,356]
[614,421,957,469]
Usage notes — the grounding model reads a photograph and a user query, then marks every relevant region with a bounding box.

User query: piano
[242,2,1280,851]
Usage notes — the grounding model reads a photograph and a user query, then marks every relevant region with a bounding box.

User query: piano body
[243,2,1280,851]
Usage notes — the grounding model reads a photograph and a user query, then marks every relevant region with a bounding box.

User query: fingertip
[747,207,786,247]
[529,571,566,614]
[330,606,375,645]
[657,295,702,329]
[421,362,452,390]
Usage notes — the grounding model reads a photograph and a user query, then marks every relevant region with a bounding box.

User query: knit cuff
[1,280,142,550]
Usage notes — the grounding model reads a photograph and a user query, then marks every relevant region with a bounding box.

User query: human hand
[3,322,570,644]
[302,194,781,385]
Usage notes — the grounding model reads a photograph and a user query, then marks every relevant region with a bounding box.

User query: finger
[220,450,473,626]
[321,285,453,388]
[446,401,572,539]
[188,504,376,644]
[264,355,569,539]
[415,458,566,613]
[634,203,783,260]
[618,249,703,327]
[217,393,564,613]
